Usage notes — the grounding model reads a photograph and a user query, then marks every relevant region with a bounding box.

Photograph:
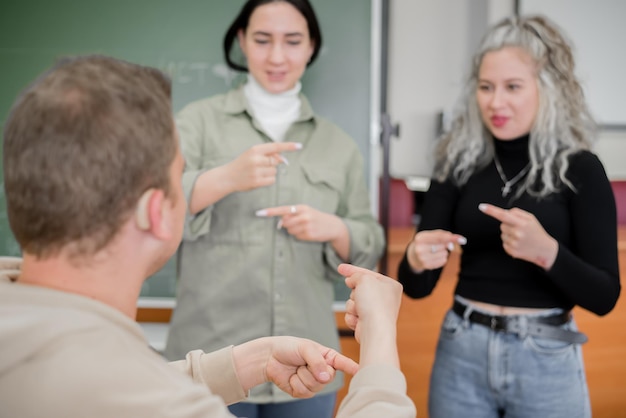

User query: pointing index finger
[257,141,303,155]
[337,263,376,278]
[255,205,297,217]
[337,263,385,289]
[478,203,513,224]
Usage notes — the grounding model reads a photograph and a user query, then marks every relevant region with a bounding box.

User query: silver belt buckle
[490,315,507,331]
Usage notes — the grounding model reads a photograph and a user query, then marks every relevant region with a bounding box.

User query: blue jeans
[429,300,590,418]
[227,392,337,418]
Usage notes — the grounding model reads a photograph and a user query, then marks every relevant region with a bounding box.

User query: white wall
[596,131,626,180]
[386,0,626,181]
[520,0,626,127]
[519,0,626,180]
[386,0,508,179]
[387,0,467,178]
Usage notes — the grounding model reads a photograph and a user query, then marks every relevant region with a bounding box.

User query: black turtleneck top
[397,135,621,315]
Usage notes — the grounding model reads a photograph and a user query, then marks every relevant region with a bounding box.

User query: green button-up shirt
[165,86,385,403]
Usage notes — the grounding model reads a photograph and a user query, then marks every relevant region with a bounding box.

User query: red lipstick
[491,116,508,127]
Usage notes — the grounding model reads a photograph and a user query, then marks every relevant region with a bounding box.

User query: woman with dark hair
[398,15,620,418]
[165,1,384,417]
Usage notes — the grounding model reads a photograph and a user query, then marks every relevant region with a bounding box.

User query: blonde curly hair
[435,15,596,197]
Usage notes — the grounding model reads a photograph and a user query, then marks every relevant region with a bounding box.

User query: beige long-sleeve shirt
[165,86,385,402]
[0,273,416,418]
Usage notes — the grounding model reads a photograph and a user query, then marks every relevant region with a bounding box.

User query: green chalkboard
[0,0,373,302]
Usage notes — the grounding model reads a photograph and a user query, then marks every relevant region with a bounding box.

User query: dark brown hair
[223,0,323,72]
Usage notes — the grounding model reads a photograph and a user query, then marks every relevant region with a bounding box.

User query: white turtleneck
[243,74,302,142]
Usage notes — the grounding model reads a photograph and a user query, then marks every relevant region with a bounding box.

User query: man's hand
[338,264,403,368]
[233,336,358,398]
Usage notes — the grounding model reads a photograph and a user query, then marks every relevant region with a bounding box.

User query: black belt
[452,300,588,344]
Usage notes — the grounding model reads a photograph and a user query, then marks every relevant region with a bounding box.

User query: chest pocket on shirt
[300,163,344,214]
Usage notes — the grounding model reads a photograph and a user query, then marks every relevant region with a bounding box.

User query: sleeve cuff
[348,364,408,393]
[185,346,248,405]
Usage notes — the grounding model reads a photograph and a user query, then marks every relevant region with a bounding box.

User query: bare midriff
[465,298,560,315]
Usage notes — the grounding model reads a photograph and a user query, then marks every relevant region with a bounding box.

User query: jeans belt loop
[462,301,473,328]
[515,315,529,339]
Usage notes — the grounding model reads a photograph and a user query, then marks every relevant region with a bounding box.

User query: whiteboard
[520,0,626,127]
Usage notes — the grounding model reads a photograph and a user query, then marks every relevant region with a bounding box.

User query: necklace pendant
[493,154,531,199]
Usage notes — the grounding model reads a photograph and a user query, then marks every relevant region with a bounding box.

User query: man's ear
[135,188,172,240]
[135,189,155,231]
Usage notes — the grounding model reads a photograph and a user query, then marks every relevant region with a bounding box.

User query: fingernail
[276,219,283,230]
[457,236,467,245]
[255,209,268,217]
[278,155,289,165]
[478,203,488,212]
[447,242,454,251]
[318,372,331,382]
[294,142,303,149]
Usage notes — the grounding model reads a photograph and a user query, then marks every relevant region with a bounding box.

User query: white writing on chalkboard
[160,61,210,85]
[158,61,238,88]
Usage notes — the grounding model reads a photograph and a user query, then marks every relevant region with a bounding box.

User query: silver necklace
[493,153,531,197]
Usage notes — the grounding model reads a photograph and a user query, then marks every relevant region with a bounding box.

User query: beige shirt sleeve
[336,365,417,418]
[168,346,247,406]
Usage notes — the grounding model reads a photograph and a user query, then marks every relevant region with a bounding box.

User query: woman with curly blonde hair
[399,15,620,418]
